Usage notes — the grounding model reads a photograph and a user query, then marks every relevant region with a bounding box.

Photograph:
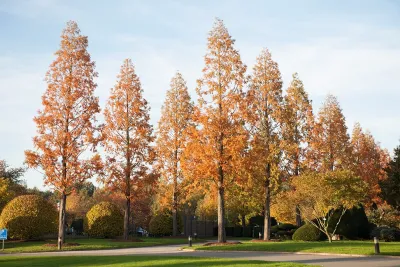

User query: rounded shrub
[0,195,57,240]
[293,223,325,241]
[84,202,123,238]
[149,212,182,236]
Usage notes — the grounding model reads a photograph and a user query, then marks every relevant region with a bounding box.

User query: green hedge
[293,223,325,241]
[328,206,370,239]
[149,212,182,236]
[84,202,123,238]
[0,195,57,240]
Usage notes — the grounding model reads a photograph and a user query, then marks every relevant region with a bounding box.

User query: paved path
[1,244,400,267]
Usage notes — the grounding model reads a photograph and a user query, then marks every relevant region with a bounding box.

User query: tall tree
[380,144,400,211]
[155,72,193,236]
[308,95,352,172]
[182,18,247,243]
[281,73,314,226]
[246,48,283,240]
[25,21,101,250]
[102,58,154,240]
[351,123,389,206]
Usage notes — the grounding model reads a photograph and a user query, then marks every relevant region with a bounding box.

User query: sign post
[0,229,8,250]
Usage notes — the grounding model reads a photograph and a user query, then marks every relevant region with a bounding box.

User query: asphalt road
[1,244,399,267]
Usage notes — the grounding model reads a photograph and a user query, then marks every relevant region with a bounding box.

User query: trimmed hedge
[149,212,182,236]
[328,206,370,239]
[293,223,325,241]
[84,202,123,238]
[371,226,400,242]
[0,195,57,240]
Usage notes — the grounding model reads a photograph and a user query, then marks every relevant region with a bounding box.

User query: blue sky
[1,0,399,189]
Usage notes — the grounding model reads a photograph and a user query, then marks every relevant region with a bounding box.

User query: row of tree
[23,19,396,249]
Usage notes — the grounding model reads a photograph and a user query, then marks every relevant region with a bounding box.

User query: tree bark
[263,163,271,241]
[172,197,178,236]
[295,205,302,227]
[57,192,66,250]
[217,177,226,243]
[123,196,130,240]
[172,149,178,236]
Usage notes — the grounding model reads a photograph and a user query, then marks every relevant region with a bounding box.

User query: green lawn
[0,256,313,267]
[0,237,200,253]
[189,240,400,256]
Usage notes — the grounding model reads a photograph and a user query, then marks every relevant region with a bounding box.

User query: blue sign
[0,229,7,240]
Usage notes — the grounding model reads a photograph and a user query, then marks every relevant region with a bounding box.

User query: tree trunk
[57,192,66,250]
[241,213,246,237]
[217,180,226,243]
[123,196,130,240]
[172,197,178,236]
[172,149,178,236]
[263,163,271,241]
[295,205,302,227]
[327,233,332,243]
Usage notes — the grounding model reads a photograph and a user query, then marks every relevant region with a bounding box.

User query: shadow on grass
[0,256,304,267]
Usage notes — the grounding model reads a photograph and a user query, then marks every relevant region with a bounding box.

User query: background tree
[25,21,101,250]
[0,160,26,184]
[292,170,368,242]
[308,95,352,172]
[155,72,193,236]
[281,73,314,226]
[102,58,154,240]
[380,143,400,211]
[351,123,389,206]
[246,48,283,240]
[182,18,247,243]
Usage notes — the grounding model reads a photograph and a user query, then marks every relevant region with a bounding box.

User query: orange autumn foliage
[155,72,193,236]
[245,48,283,240]
[182,18,247,243]
[351,123,390,206]
[102,58,155,240]
[308,95,352,172]
[25,21,101,249]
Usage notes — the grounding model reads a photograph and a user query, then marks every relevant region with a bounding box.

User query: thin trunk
[263,163,271,241]
[123,196,130,240]
[57,192,66,250]
[124,91,131,241]
[294,160,302,227]
[327,233,332,243]
[172,149,178,236]
[217,176,226,243]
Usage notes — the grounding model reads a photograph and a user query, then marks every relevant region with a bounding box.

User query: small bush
[278,223,297,231]
[372,227,400,242]
[380,228,400,242]
[328,206,370,239]
[149,212,182,236]
[0,195,57,240]
[248,215,277,227]
[84,202,123,238]
[293,223,325,241]
[270,225,279,234]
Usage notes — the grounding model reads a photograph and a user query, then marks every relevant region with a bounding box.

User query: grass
[0,255,314,267]
[0,237,201,254]
[188,240,400,256]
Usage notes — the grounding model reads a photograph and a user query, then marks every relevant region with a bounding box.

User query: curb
[180,248,400,259]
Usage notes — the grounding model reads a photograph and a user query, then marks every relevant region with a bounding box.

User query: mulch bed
[112,238,144,242]
[43,243,80,247]
[250,239,281,242]
[203,241,242,246]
